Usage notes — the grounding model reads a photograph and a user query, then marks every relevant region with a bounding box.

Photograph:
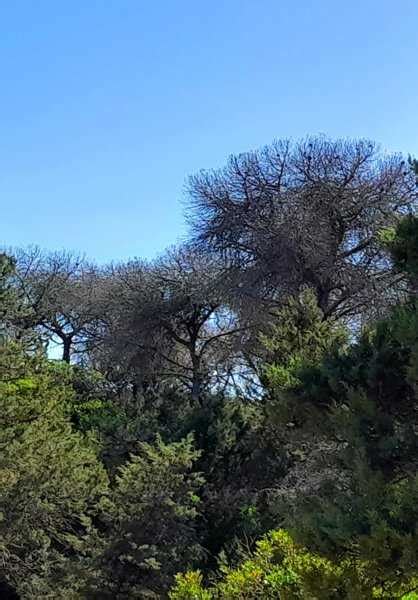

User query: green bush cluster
[170,529,418,599]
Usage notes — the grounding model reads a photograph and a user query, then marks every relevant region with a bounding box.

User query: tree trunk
[0,581,19,599]
[62,336,72,363]
[190,351,202,405]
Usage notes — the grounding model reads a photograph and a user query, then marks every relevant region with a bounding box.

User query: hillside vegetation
[1,138,417,599]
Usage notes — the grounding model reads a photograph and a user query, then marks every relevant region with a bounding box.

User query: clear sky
[1,1,417,263]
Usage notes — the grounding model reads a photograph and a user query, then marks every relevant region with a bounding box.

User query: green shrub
[170,529,418,599]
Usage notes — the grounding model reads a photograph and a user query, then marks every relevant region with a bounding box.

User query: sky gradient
[1,1,417,262]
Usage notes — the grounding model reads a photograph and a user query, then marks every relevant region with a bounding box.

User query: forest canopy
[1,137,417,599]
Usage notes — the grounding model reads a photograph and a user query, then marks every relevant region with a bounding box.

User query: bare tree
[187,137,417,321]
[95,247,245,403]
[11,247,105,362]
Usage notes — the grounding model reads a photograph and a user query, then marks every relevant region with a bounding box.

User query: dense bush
[170,529,418,599]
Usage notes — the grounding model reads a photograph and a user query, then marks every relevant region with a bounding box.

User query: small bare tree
[11,247,105,362]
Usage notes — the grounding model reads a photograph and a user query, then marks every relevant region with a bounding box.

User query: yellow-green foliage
[170,571,213,600]
[170,530,418,599]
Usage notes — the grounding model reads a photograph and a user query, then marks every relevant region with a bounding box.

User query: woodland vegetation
[0,137,417,598]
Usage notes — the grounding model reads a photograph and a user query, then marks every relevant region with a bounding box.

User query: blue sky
[1,1,417,262]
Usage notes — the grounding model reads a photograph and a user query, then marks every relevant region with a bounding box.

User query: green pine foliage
[0,254,15,325]
[0,343,109,598]
[0,254,25,341]
[387,214,418,281]
[261,288,347,392]
[252,220,418,594]
[93,434,204,598]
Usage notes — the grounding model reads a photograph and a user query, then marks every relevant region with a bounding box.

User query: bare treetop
[187,137,417,318]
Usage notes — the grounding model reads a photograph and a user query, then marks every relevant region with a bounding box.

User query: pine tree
[0,343,109,598]
[94,435,204,598]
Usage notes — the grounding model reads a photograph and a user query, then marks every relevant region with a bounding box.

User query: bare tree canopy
[93,248,246,402]
[10,247,105,362]
[187,137,417,319]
